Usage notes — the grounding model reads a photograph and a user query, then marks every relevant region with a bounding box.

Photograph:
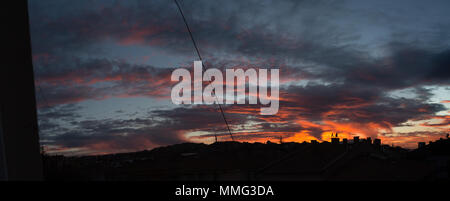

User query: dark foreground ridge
[43,137,450,181]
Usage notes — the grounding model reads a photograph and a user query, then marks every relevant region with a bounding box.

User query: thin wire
[174,0,234,141]
[174,0,202,61]
[33,67,51,153]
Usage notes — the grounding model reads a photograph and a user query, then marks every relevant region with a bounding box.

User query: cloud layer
[29,0,450,155]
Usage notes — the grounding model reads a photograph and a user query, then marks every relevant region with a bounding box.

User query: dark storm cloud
[28,0,190,55]
[27,0,363,81]
[30,0,450,90]
[429,49,450,80]
[341,46,450,89]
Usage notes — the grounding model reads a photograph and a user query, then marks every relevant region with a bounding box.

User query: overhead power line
[173,0,234,141]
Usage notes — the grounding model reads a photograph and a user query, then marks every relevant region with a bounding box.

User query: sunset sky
[28,0,449,155]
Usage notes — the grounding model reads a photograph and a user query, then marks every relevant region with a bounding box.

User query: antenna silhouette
[174,0,234,142]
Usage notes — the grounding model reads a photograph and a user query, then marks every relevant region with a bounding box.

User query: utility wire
[174,0,234,141]
[33,66,51,154]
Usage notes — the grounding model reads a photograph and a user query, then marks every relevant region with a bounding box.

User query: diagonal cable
[174,0,234,141]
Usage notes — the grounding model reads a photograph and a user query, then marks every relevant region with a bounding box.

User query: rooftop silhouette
[42,135,450,181]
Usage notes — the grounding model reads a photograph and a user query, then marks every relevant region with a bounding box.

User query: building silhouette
[42,136,450,181]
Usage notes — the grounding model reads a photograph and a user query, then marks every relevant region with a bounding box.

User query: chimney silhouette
[373,139,381,146]
[342,138,348,145]
[331,138,339,144]
[353,136,360,144]
[418,142,426,149]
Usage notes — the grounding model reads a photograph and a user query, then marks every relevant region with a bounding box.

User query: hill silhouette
[43,137,450,181]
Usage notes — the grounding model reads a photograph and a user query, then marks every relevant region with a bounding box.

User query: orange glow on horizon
[284,130,320,143]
